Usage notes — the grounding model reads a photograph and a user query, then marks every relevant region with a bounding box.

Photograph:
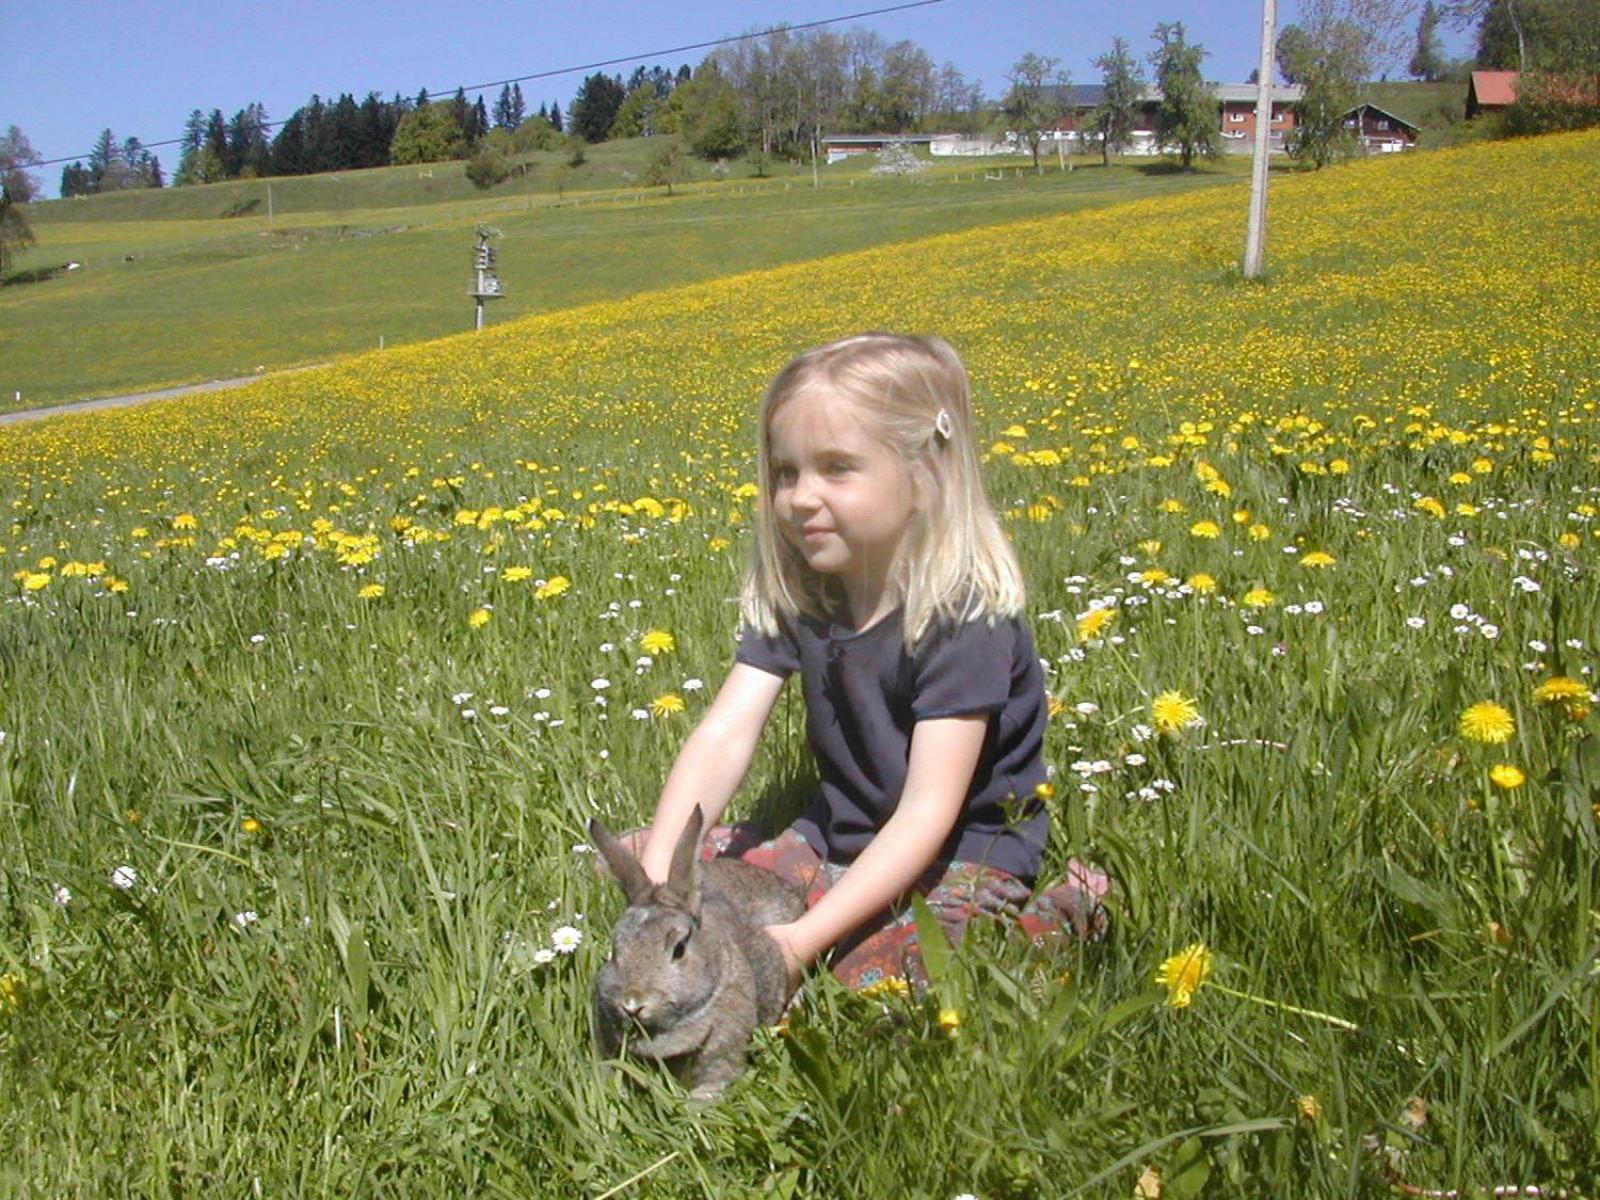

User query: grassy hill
[1,130,1596,1196]
[2,143,1250,410]
[1359,80,1472,142]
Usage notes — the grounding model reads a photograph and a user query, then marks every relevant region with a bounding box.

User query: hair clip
[934,409,955,441]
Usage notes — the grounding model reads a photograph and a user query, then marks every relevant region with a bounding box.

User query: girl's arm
[637,662,787,883]
[766,713,988,974]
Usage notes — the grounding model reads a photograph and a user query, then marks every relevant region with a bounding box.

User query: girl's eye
[826,460,854,476]
[774,466,797,485]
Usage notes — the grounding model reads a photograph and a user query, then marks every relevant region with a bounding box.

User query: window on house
[1377,119,1390,130]
[1229,111,1245,122]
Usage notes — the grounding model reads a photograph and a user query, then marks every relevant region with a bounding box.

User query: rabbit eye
[671,934,691,961]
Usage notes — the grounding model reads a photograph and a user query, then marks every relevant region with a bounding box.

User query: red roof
[1470,71,1521,106]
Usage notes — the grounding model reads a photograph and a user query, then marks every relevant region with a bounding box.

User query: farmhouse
[1342,103,1420,152]
[832,81,1427,164]
[821,133,939,163]
[1466,70,1520,118]
[1046,81,1307,156]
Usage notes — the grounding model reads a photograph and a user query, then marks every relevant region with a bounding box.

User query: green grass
[1,148,1249,411]
[1,129,1597,1197]
[1358,81,1470,132]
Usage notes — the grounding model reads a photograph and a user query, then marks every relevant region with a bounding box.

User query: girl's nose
[789,472,820,511]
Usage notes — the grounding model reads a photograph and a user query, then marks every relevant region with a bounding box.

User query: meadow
[1,128,1598,1197]
[1,145,1243,412]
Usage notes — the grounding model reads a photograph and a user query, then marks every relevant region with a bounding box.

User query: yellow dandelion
[357,583,385,600]
[1076,606,1117,642]
[0,972,23,1012]
[535,575,571,599]
[938,1007,962,1037]
[1488,764,1526,789]
[1557,532,1580,550]
[22,572,51,591]
[1242,587,1276,608]
[1155,942,1213,1008]
[1035,781,1056,800]
[641,629,676,655]
[1232,508,1252,524]
[859,976,912,1001]
[468,607,492,629]
[1533,676,1589,705]
[1151,690,1202,735]
[241,817,262,834]
[1300,551,1336,568]
[1248,523,1271,541]
[1415,496,1447,519]
[708,537,731,552]
[1296,1094,1323,1122]
[1459,701,1515,745]
[502,565,533,583]
[1186,572,1217,594]
[1189,520,1221,539]
[171,513,198,531]
[650,692,686,718]
[1138,568,1171,586]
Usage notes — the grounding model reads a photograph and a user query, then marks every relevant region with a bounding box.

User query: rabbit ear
[589,817,653,905]
[667,805,705,917]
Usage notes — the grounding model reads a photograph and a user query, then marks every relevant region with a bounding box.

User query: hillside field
[1,144,1246,412]
[1,131,1597,1196]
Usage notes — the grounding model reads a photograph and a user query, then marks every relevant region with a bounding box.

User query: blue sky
[4,0,1472,183]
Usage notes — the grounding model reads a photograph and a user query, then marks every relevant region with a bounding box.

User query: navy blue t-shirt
[736,606,1050,881]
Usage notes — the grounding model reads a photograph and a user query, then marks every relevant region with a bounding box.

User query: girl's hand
[764,921,810,991]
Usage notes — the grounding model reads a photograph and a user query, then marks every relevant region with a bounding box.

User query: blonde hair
[741,332,1025,647]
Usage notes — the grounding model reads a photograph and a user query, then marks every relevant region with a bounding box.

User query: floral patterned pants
[621,823,1111,991]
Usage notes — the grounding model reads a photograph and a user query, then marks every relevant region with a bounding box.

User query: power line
[32,0,947,170]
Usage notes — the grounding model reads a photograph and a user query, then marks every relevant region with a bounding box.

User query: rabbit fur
[590,806,804,1100]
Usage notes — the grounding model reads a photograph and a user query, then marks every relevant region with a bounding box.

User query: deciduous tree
[1001,53,1068,174]
[1092,37,1146,165]
[642,137,690,194]
[1,125,41,272]
[390,103,468,165]
[1149,23,1218,168]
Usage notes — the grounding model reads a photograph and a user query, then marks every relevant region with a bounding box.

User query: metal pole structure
[1243,0,1278,279]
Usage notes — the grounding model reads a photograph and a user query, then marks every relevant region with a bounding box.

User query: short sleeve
[911,617,1013,720]
[735,616,800,679]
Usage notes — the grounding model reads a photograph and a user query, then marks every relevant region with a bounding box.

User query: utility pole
[1243,0,1278,279]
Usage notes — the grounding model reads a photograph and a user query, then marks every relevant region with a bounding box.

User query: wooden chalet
[1342,103,1420,151]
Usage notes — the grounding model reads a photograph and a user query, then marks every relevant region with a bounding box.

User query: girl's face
[768,388,917,609]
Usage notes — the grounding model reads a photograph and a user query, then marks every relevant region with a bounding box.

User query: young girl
[632,332,1108,991]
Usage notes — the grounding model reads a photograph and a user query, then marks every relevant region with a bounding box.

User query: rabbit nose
[621,996,646,1019]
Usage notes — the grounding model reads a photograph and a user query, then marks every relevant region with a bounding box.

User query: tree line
[54,83,569,197]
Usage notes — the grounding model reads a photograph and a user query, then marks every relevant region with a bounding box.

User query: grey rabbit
[589,805,805,1100]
